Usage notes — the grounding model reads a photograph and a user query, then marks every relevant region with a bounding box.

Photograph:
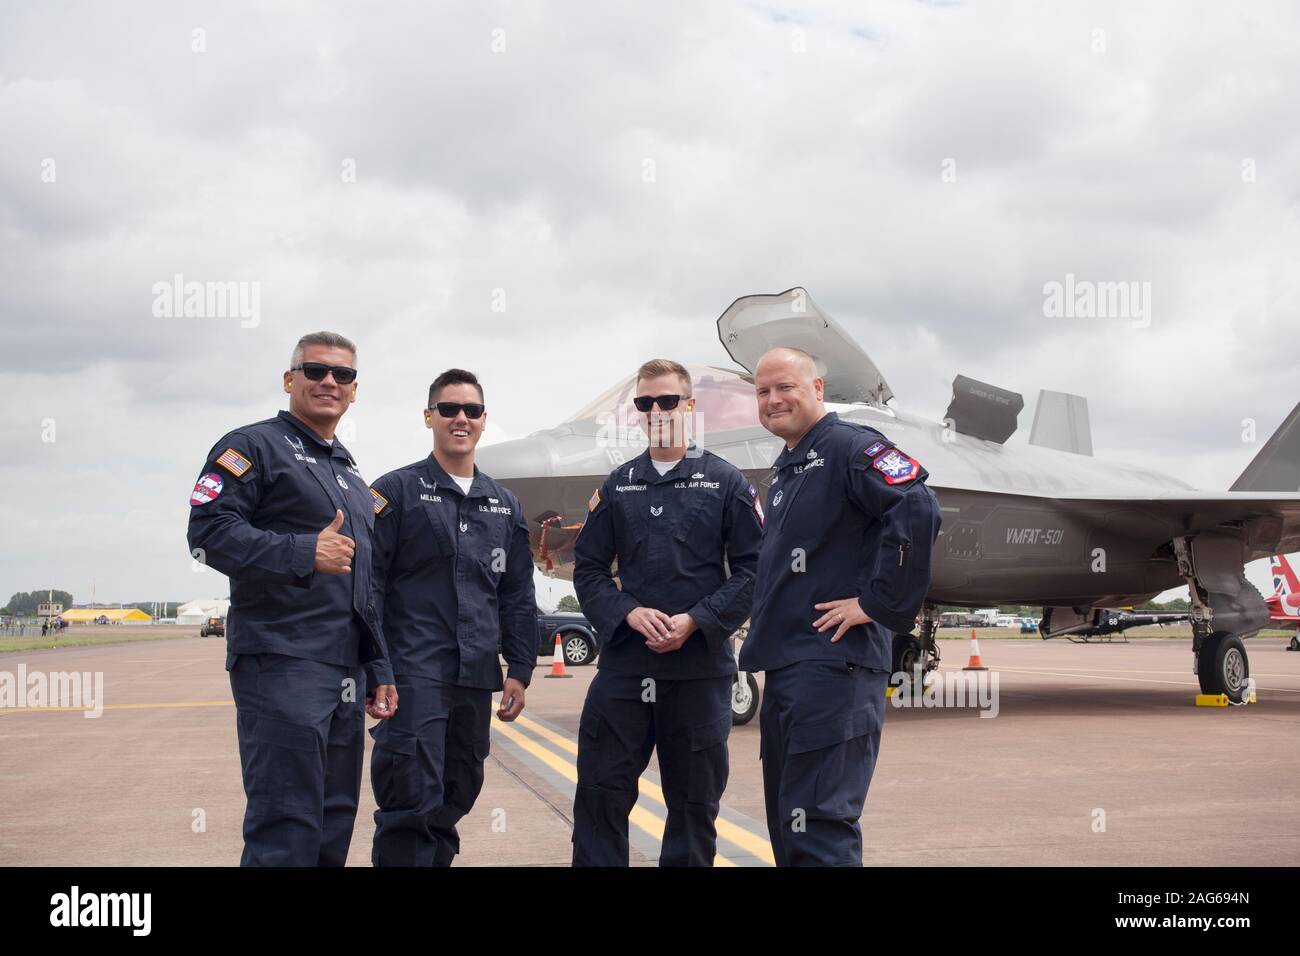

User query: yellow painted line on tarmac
[506,712,773,866]
[491,716,694,861]
[0,700,233,716]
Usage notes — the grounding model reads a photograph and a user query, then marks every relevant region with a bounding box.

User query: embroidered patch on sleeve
[215,447,253,478]
[871,448,921,485]
[190,472,224,506]
[370,487,389,515]
[864,440,888,458]
[588,487,602,512]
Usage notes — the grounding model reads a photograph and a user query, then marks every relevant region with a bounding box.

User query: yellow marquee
[60,608,152,623]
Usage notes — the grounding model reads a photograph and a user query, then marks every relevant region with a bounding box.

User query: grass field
[0,625,203,653]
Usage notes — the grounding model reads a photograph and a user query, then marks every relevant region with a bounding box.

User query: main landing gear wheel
[1288,633,1299,652]
[731,672,759,725]
[1197,632,1250,703]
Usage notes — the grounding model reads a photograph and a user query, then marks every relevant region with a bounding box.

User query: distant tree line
[1135,597,1189,611]
[3,590,74,616]
[122,602,181,617]
[0,594,183,617]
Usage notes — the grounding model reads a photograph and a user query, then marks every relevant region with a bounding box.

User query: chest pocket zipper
[670,489,713,549]
[418,501,455,558]
[773,466,809,532]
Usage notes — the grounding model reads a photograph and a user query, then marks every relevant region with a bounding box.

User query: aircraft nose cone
[476,435,557,479]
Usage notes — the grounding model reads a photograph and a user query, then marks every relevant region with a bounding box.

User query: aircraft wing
[1038,491,1300,562]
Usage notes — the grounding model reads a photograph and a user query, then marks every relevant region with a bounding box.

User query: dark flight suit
[742,411,941,867]
[186,409,392,867]
[573,447,763,866]
[368,455,536,866]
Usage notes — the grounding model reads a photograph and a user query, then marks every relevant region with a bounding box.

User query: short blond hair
[636,358,691,396]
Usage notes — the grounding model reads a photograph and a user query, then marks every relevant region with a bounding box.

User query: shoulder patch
[191,472,224,506]
[748,483,764,527]
[863,440,888,458]
[370,486,390,515]
[215,447,253,478]
[871,447,921,485]
[588,487,602,512]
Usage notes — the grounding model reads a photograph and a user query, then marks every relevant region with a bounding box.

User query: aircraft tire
[1197,633,1250,702]
[891,632,923,687]
[731,672,759,725]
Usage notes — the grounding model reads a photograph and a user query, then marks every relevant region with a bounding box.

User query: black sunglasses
[432,401,486,420]
[292,362,358,385]
[633,394,684,412]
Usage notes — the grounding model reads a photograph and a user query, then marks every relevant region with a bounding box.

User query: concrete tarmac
[1,635,1296,866]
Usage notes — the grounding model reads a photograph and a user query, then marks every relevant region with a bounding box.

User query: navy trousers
[370,677,492,867]
[572,671,732,867]
[758,659,887,867]
[228,652,365,867]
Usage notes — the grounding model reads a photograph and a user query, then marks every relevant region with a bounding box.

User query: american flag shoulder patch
[371,487,389,515]
[215,447,253,478]
[588,488,601,512]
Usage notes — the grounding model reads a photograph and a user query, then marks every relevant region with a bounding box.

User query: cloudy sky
[2,0,1297,605]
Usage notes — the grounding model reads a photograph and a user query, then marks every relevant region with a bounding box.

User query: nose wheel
[731,672,758,725]
[891,608,940,686]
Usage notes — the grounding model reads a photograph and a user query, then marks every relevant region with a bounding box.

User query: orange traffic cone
[963,628,988,671]
[544,633,572,678]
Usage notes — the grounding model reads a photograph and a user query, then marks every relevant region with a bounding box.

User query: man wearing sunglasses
[367,369,537,866]
[746,347,941,866]
[187,331,397,866]
[572,359,763,866]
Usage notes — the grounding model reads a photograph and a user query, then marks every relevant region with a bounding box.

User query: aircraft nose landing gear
[892,607,940,687]
[731,671,758,725]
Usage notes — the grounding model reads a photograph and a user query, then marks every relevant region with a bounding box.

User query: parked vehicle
[535,611,601,666]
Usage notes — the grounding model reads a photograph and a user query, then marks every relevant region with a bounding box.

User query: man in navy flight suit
[745,346,941,867]
[187,331,398,866]
[369,368,537,866]
[573,358,763,866]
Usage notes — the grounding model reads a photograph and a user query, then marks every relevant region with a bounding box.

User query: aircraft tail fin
[1028,390,1093,456]
[1270,554,1299,599]
[1231,400,1300,492]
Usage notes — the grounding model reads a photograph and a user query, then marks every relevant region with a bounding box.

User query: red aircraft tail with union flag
[1266,553,1300,628]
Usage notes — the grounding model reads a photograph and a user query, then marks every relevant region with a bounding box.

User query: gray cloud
[2,0,1298,604]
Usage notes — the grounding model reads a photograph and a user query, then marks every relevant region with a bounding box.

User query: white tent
[177,598,230,625]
